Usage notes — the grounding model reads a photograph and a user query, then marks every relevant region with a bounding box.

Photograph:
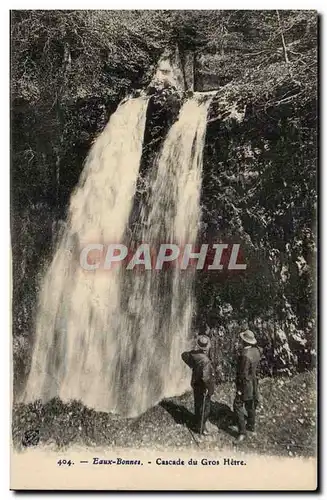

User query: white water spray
[24,94,212,417]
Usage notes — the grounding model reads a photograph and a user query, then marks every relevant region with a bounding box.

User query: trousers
[233,396,256,434]
[193,386,211,433]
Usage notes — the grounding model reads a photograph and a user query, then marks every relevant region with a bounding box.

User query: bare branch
[276,10,293,78]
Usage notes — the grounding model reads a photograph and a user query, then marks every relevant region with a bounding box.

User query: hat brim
[240,332,257,345]
[197,341,211,349]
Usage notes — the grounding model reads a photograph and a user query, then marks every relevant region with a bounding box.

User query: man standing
[182,335,215,435]
[233,330,262,443]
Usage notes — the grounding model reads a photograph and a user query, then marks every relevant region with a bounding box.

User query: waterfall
[118,95,213,416]
[23,93,212,417]
[23,97,149,407]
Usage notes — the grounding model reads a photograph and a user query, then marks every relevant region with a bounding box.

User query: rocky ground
[12,371,316,457]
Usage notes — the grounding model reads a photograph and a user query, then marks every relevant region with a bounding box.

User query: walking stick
[200,391,207,435]
[187,425,200,448]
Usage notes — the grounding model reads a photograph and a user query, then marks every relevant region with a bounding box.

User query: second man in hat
[233,330,262,442]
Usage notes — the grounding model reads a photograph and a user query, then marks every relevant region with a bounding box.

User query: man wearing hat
[233,330,262,442]
[182,335,215,435]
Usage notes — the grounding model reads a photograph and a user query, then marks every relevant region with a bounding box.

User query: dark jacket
[235,346,262,401]
[182,350,215,396]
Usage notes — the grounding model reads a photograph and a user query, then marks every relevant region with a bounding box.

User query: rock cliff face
[198,95,316,380]
[149,46,194,92]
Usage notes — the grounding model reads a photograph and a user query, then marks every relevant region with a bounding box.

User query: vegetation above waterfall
[11,10,316,107]
[11,11,317,391]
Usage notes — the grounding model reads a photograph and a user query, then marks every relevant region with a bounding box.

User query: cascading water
[118,95,213,416]
[23,97,149,407]
[23,93,212,417]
